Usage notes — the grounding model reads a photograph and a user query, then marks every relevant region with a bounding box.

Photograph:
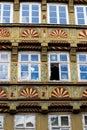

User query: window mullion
[57,6,59,24]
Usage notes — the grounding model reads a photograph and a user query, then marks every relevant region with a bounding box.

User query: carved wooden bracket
[70,44,77,62]
[68,0,74,13]
[14,0,19,11]
[72,105,80,114]
[42,0,47,11]
[11,42,18,62]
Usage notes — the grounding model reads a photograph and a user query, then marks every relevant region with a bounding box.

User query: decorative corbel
[11,42,18,62]
[9,102,17,114]
[14,0,19,11]
[41,105,48,114]
[41,43,48,62]
[72,105,80,114]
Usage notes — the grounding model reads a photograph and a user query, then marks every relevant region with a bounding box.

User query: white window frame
[0,3,13,23]
[18,52,41,81]
[77,53,87,81]
[14,115,36,130]
[20,3,41,23]
[47,4,69,24]
[48,115,71,130]
[0,52,10,81]
[75,5,87,25]
[82,114,87,130]
[48,52,70,81]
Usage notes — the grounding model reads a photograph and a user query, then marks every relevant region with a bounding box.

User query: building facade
[0,0,87,130]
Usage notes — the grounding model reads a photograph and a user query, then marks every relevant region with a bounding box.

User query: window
[20,3,41,23]
[0,115,4,130]
[0,52,10,81]
[82,115,87,130]
[47,4,68,24]
[48,53,70,81]
[18,52,40,81]
[75,6,87,25]
[14,115,35,130]
[49,115,71,130]
[0,3,13,23]
[77,53,87,81]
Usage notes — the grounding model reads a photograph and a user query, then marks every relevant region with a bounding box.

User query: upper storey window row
[1,3,87,25]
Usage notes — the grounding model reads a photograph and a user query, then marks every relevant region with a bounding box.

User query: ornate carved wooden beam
[69,0,74,13]
[70,43,77,62]
[11,42,18,62]
[41,43,48,62]
[14,0,19,11]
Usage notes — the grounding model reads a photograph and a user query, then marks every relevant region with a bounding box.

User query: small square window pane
[32,18,39,23]
[21,64,28,71]
[50,55,57,61]
[25,116,35,128]
[22,17,29,23]
[1,54,8,61]
[77,7,83,12]
[31,55,39,61]
[49,6,56,11]
[50,18,57,24]
[32,11,39,16]
[79,55,86,62]
[51,116,58,126]
[84,116,87,125]
[61,116,69,126]
[3,17,10,23]
[15,116,24,128]
[61,73,68,79]
[31,64,38,71]
[80,73,87,80]
[31,73,39,80]
[4,5,10,10]
[61,65,68,71]
[32,5,39,10]
[60,19,67,24]
[59,6,66,12]
[21,54,28,61]
[77,13,84,18]
[80,65,87,71]
[60,54,67,61]
[3,11,10,16]
[0,116,3,128]
[22,11,29,16]
[22,5,29,10]
[78,19,85,25]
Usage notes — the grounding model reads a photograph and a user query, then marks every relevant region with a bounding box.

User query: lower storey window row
[1,51,87,82]
[0,114,87,130]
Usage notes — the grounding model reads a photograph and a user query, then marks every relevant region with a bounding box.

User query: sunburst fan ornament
[51,87,69,98]
[0,87,7,98]
[20,87,38,98]
[21,29,39,38]
[0,28,10,37]
[82,89,87,98]
[79,30,87,38]
[50,29,68,38]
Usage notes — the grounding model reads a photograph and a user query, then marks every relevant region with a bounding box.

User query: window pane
[84,116,87,125]
[21,54,28,61]
[80,73,87,80]
[31,55,39,61]
[0,116,3,128]
[50,63,59,80]
[60,54,68,61]
[61,116,69,126]
[15,116,24,128]
[0,64,8,80]
[1,54,8,61]
[78,55,86,62]
[51,116,58,126]
[80,65,87,71]
[25,116,35,128]
[50,54,57,61]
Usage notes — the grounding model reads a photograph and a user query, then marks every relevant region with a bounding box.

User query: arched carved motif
[0,87,7,98]
[50,29,68,38]
[82,89,87,98]
[20,87,38,98]
[51,87,69,98]
[0,28,10,37]
[21,29,39,38]
[78,30,87,38]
